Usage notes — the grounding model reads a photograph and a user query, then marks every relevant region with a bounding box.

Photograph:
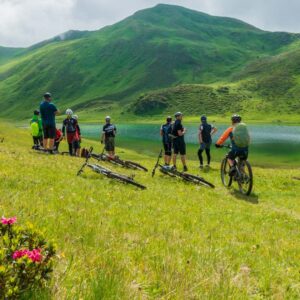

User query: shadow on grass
[230,190,259,204]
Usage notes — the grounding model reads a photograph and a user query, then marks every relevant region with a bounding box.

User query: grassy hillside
[0,4,299,120]
[1,122,300,298]
[0,46,23,66]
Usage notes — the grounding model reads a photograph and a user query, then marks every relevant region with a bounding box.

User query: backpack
[162,123,172,143]
[31,122,39,137]
[232,123,250,148]
[81,148,90,158]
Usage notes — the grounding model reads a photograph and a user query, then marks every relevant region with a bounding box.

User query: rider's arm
[62,121,66,136]
[198,128,203,144]
[160,126,163,137]
[216,127,233,146]
[211,126,218,136]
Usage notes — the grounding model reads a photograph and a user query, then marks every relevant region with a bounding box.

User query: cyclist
[54,128,63,152]
[215,114,249,175]
[160,116,173,166]
[73,115,81,157]
[40,93,59,153]
[62,109,78,156]
[30,110,43,149]
[172,112,188,172]
[101,116,117,158]
[198,115,217,169]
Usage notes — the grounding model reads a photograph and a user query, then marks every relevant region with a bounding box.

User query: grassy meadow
[1,121,300,299]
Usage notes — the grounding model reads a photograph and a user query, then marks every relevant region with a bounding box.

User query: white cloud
[0,0,300,47]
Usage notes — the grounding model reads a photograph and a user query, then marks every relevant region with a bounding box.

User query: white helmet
[73,114,78,120]
[66,109,73,116]
[105,116,111,120]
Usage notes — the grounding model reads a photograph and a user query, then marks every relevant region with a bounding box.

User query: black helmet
[44,92,52,99]
[201,115,207,122]
[166,116,172,122]
[231,114,242,123]
[34,110,40,115]
[174,112,183,118]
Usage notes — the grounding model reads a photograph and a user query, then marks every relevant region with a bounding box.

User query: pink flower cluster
[1,216,17,225]
[12,249,43,262]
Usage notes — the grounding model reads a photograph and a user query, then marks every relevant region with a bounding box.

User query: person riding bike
[62,109,78,156]
[172,112,188,172]
[30,110,43,149]
[160,116,173,166]
[215,114,250,176]
[198,115,217,169]
[101,116,117,158]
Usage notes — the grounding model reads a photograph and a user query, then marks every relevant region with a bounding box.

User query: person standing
[160,116,173,166]
[39,93,59,153]
[30,110,43,149]
[101,116,117,158]
[172,112,188,172]
[54,128,63,152]
[62,109,78,156]
[198,115,218,169]
[73,115,82,157]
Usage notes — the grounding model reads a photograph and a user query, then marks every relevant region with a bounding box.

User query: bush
[0,217,56,299]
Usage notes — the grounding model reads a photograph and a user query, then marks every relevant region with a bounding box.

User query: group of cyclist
[31,92,250,175]
[160,112,249,175]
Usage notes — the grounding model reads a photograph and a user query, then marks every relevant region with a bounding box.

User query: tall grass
[1,121,300,299]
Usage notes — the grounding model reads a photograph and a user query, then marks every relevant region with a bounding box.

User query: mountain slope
[0,4,299,119]
[0,46,24,66]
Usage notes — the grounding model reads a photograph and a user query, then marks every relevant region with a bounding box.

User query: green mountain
[0,46,24,66]
[0,4,299,120]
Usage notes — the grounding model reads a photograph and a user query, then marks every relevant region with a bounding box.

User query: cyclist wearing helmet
[62,109,78,156]
[198,115,218,169]
[172,112,188,172]
[39,93,60,152]
[101,116,117,158]
[215,114,249,175]
[160,116,173,165]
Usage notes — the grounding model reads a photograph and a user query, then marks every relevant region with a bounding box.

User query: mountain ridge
[0,4,299,120]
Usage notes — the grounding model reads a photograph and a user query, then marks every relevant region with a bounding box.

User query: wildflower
[12,249,43,262]
[1,216,17,225]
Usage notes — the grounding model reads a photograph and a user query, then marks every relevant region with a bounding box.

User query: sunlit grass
[1,122,300,299]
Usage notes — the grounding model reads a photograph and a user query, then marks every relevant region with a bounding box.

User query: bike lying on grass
[90,148,148,172]
[77,147,146,190]
[220,145,253,196]
[152,150,215,188]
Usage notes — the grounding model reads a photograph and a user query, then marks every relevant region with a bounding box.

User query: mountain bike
[91,148,148,172]
[220,145,253,195]
[152,150,215,188]
[77,147,146,190]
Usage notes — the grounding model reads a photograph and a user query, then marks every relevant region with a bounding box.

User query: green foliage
[0,4,299,119]
[1,122,300,298]
[0,219,56,299]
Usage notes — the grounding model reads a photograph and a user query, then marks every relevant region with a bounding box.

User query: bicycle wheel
[182,173,215,188]
[124,161,148,172]
[238,160,253,196]
[221,158,232,187]
[107,173,147,190]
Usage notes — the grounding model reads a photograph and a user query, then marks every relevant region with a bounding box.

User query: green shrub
[0,217,56,299]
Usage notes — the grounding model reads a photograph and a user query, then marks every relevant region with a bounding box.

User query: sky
[1,0,300,47]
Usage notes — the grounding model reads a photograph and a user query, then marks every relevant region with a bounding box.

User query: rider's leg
[205,148,211,165]
[173,154,177,167]
[198,148,204,166]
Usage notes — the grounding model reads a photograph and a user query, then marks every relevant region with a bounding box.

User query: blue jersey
[40,101,57,127]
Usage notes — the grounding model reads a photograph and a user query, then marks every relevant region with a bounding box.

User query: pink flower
[12,248,43,262]
[1,216,17,225]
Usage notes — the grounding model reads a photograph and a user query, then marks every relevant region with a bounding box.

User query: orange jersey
[216,127,233,145]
